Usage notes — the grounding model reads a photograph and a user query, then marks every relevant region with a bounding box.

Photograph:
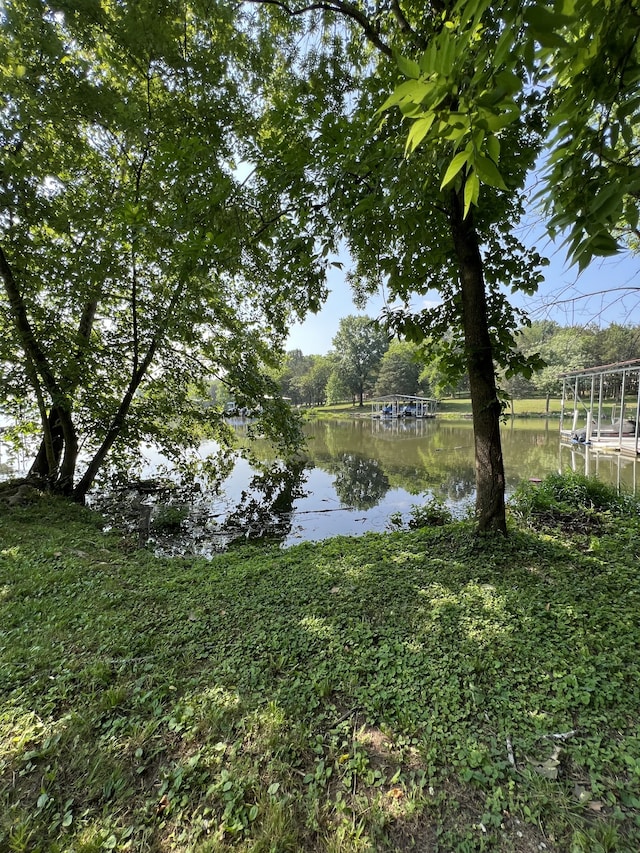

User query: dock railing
[560,360,640,456]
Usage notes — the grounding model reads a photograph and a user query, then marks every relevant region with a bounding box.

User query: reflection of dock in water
[370,417,437,438]
[559,442,639,495]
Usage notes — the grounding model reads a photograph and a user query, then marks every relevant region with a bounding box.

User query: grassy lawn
[306,402,370,419]
[1,478,639,851]
[307,398,565,419]
[437,398,563,418]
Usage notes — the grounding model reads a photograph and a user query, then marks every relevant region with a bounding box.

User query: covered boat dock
[560,359,640,456]
[371,394,438,419]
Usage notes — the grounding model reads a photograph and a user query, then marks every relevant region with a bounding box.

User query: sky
[286,227,640,356]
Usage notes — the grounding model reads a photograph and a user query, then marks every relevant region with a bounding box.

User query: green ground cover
[1,476,639,852]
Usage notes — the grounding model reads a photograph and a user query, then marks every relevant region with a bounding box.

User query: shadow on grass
[1,499,638,851]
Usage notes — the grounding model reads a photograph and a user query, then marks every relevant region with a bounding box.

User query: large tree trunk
[449,188,507,534]
[29,406,65,480]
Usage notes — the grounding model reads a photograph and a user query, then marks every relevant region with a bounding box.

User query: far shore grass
[1,474,639,852]
[307,397,565,419]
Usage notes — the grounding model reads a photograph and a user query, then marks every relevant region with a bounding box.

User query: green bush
[389,496,454,530]
[151,503,189,533]
[509,471,638,524]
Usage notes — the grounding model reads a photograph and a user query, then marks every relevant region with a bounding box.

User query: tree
[382,0,640,268]
[533,327,592,404]
[325,369,351,405]
[332,315,389,406]
[272,350,314,406]
[589,324,640,367]
[254,0,547,533]
[304,355,336,406]
[0,0,329,500]
[255,0,638,533]
[374,340,422,397]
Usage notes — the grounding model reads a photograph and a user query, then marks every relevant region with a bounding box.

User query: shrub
[389,496,454,530]
[509,471,638,525]
[152,503,189,533]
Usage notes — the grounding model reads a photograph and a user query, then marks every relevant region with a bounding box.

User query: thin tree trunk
[449,187,507,534]
[57,407,79,495]
[25,355,58,480]
[0,246,65,401]
[71,276,187,501]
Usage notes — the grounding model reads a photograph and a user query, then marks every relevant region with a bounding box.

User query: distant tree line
[502,321,640,409]
[209,318,640,410]
[272,316,432,407]
[302,318,637,408]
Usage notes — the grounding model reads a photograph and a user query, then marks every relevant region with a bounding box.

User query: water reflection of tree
[434,463,477,501]
[222,460,307,540]
[330,453,390,509]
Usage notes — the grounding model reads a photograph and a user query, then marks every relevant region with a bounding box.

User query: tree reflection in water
[222,459,307,540]
[436,463,477,501]
[330,452,390,509]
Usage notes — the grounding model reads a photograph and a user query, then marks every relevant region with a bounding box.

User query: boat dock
[371,394,438,419]
[560,360,640,456]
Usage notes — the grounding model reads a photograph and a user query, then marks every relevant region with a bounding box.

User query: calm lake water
[3,416,637,550]
[136,417,639,551]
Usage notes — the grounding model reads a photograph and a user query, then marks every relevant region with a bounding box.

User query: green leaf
[482,104,520,133]
[616,94,640,120]
[493,28,515,66]
[395,53,420,79]
[625,200,639,231]
[495,69,522,96]
[405,114,436,155]
[588,231,621,256]
[486,135,500,164]
[440,151,470,189]
[438,33,457,76]
[590,184,623,220]
[377,80,431,114]
[474,154,507,189]
[453,0,492,27]
[463,171,480,217]
[524,5,572,33]
[419,43,438,75]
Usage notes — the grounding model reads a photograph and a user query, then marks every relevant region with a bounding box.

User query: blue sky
[286,232,640,355]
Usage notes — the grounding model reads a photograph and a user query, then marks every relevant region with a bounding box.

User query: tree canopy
[374,340,425,397]
[381,0,640,267]
[0,0,330,499]
[332,315,389,406]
